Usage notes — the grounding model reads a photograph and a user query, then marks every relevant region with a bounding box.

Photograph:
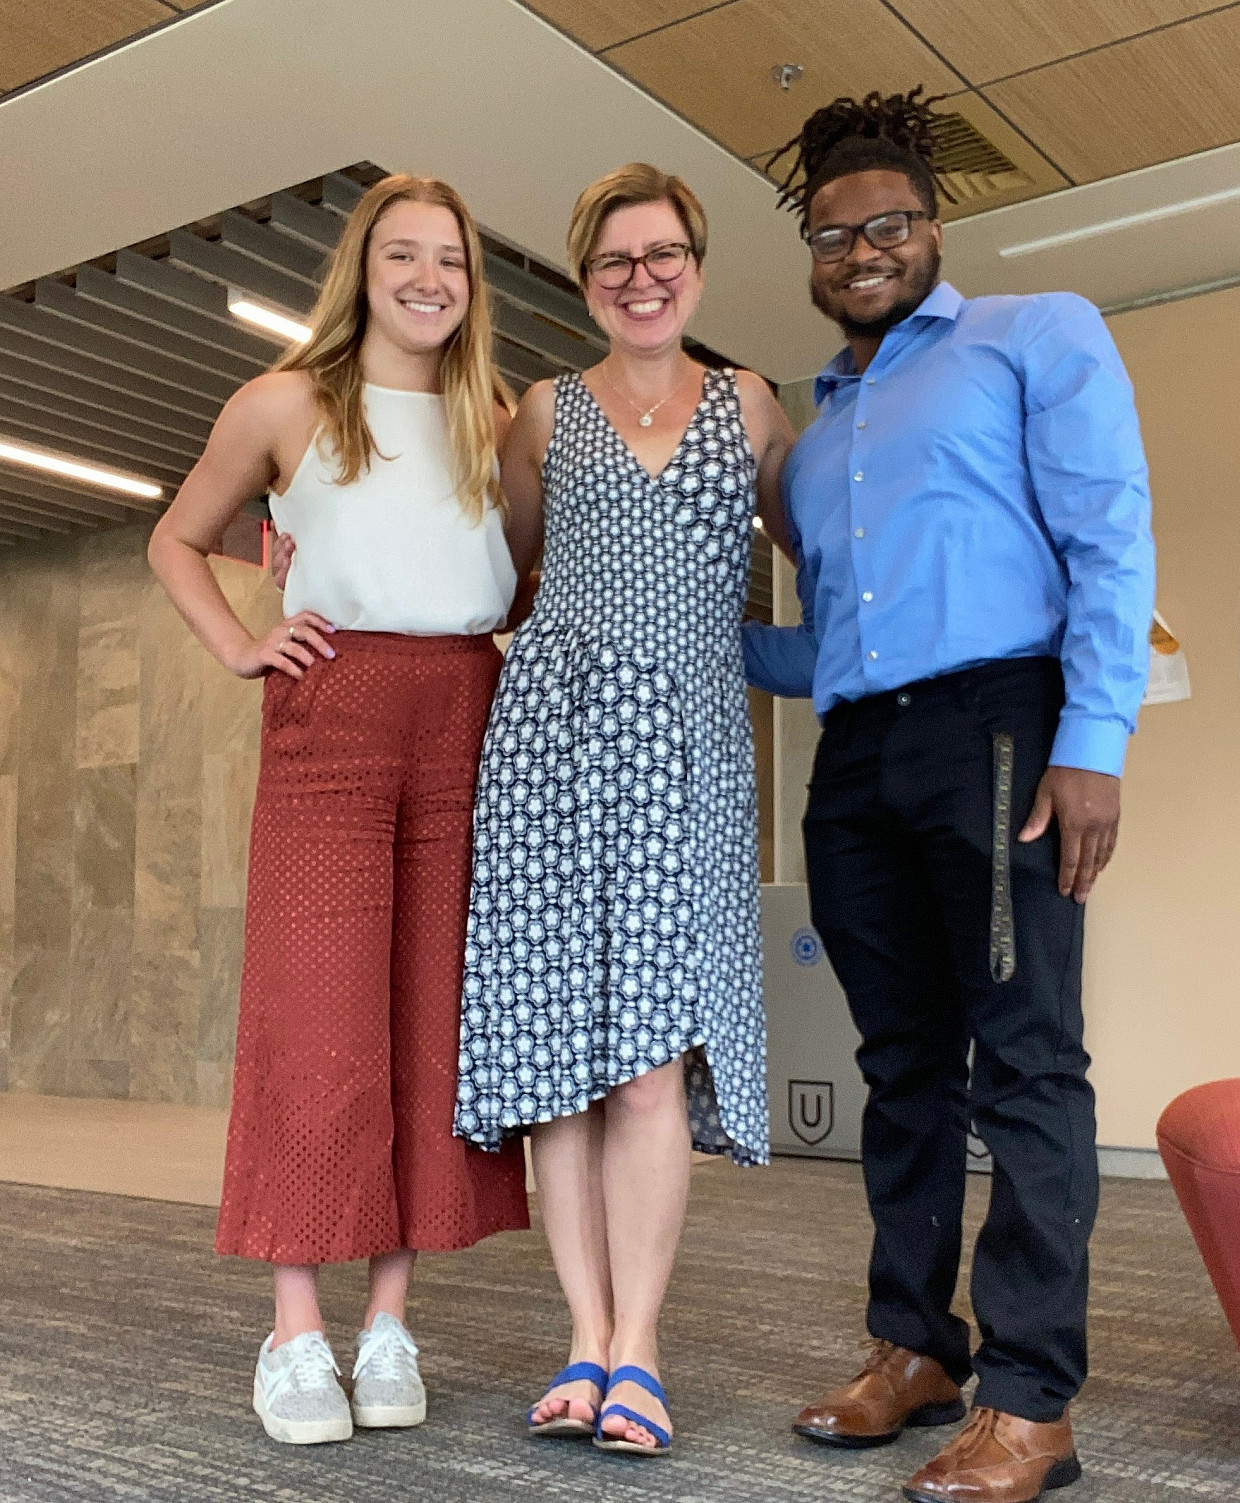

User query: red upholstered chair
[1157,1079,1240,1347]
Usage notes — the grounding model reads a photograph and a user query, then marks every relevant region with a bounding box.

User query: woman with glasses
[454,163,796,1454]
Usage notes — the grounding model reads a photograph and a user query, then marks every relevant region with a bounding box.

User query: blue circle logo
[791,927,822,966]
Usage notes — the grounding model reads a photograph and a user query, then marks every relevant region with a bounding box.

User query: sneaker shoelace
[353,1320,420,1383]
[266,1333,341,1403]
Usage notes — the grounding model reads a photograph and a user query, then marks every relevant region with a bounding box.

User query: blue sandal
[593,1365,672,1456]
[526,1361,608,1438]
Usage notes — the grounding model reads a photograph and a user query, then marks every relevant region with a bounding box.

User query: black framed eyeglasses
[805,211,933,264]
[586,242,693,289]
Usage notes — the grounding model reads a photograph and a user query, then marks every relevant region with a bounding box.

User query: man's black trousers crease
[803,656,1098,1423]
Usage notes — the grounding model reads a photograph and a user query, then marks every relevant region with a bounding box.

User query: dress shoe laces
[858,1337,897,1374]
[943,1405,1000,1459]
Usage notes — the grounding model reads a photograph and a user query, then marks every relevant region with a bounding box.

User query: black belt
[990,732,1017,984]
[824,658,1044,984]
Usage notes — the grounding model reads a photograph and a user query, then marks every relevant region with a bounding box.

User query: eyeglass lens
[810,212,914,262]
[591,244,690,288]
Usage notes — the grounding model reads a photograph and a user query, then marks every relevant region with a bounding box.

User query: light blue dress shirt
[742,281,1156,776]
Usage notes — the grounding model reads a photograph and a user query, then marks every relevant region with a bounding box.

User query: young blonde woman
[148,175,528,1447]
[453,164,796,1454]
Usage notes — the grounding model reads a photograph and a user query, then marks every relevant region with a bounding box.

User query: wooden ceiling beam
[0,384,204,466]
[38,276,258,385]
[169,230,317,316]
[77,262,272,367]
[0,293,232,407]
[0,321,220,422]
[0,468,148,521]
[0,488,100,530]
[0,410,185,490]
[0,349,213,445]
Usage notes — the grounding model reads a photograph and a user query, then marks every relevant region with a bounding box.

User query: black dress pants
[803,656,1097,1423]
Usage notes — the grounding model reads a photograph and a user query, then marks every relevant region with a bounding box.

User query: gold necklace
[602,362,692,428]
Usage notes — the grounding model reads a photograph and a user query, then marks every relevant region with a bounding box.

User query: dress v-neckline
[576,369,712,485]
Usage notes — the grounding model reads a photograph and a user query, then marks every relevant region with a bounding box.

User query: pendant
[639,414,653,427]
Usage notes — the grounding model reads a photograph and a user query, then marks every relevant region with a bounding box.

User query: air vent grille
[930,113,1034,207]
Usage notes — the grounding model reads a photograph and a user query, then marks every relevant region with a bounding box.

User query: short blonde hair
[566,163,708,285]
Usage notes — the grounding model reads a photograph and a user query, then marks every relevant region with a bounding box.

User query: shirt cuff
[1049,714,1130,778]
[741,620,817,698]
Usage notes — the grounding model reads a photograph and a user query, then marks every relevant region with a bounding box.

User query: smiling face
[807,168,942,340]
[582,199,704,354]
[364,198,471,359]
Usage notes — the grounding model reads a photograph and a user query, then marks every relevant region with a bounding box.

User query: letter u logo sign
[789,1081,834,1147]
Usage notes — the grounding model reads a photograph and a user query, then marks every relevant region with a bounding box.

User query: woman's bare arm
[735,369,797,562]
[500,380,554,581]
[148,372,335,679]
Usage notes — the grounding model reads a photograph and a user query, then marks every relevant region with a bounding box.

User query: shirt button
[897,692,912,707]
[854,527,866,539]
[865,377,876,386]
[856,419,867,430]
[862,591,873,603]
[868,650,879,661]
[853,470,864,482]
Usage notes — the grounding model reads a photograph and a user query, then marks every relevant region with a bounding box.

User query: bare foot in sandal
[595,1364,673,1454]
[527,1358,607,1436]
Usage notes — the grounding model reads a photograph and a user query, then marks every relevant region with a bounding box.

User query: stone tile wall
[0,523,281,1107]
[0,523,779,1108]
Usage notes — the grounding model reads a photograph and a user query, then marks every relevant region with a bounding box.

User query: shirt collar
[813,281,965,405]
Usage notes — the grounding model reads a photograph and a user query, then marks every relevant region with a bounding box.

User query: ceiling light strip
[1101,269,1240,318]
[1000,184,1240,258]
[0,439,163,500]
[228,293,312,343]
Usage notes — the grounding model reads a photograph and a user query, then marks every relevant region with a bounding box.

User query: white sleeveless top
[269,385,516,635]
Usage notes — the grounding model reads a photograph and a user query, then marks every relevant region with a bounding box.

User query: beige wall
[1088,288,1240,1147]
[774,288,1240,1151]
[2,289,1235,1142]
[0,523,281,1107]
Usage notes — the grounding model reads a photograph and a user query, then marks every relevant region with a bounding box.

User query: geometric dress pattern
[454,367,769,1166]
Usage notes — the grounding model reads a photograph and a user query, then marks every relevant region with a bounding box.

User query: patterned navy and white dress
[454,368,768,1166]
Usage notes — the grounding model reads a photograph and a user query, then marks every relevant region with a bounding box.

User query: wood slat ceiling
[525,0,1240,211]
[9,2,1239,218]
[0,163,774,615]
[606,0,959,163]
[0,0,204,96]
[0,167,608,545]
[985,6,1240,186]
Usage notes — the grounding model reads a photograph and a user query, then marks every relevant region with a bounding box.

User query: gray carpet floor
[0,1158,1236,1503]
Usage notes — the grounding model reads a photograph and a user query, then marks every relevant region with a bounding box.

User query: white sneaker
[351,1312,427,1428]
[252,1330,353,1445]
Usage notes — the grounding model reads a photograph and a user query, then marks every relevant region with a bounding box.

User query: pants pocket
[262,664,324,738]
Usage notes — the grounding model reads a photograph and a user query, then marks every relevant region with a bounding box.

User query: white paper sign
[1143,609,1190,705]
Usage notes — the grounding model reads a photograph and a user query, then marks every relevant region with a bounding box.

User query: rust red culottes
[215,631,529,1265]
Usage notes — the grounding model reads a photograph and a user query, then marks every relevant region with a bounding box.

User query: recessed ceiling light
[1000,183,1240,258]
[227,292,312,343]
[0,438,163,499]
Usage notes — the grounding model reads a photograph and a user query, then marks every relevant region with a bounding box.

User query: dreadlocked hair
[767,87,953,227]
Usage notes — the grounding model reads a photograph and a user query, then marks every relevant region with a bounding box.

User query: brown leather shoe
[793,1340,966,1449]
[903,1406,1082,1503]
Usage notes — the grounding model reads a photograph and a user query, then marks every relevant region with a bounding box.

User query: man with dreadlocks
[744,90,1155,1503]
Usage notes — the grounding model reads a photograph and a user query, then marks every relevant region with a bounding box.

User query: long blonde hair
[274,174,512,521]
